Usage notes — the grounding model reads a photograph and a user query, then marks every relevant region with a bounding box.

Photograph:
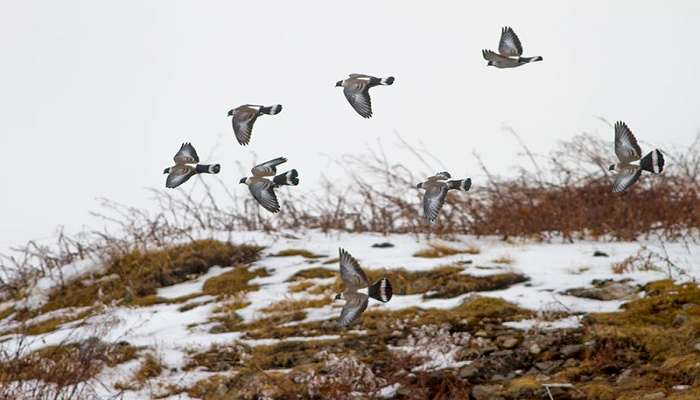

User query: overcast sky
[1,1,699,252]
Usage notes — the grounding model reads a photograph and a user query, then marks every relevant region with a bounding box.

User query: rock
[673,385,691,391]
[560,344,584,357]
[535,360,562,373]
[458,365,479,379]
[563,280,638,301]
[458,260,473,265]
[672,314,688,327]
[529,343,542,355]
[497,336,520,349]
[472,384,503,400]
[475,330,489,338]
[642,392,666,400]
[479,345,499,355]
[694,342,700,352]
[563,358,579,368]
[371,242,394,248]
[616,368,633,385]
[593,251,609,257]
[490,350,514,357]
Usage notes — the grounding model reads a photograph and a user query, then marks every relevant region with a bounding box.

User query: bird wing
[482,49,514,63]
[339,248,369,290]
[343,81,373,118]
[614,121,642,163]
[166,165,196,188]
[248,179,281,213]
[612,165,642,193]
[251,157,287,177]
[423,183,448,223]
[348,73,374,79]
[232,107,259,146]
[338,292,368,327]
[173,143,199,164]
[427,171,451,181]
[499,26,523,56]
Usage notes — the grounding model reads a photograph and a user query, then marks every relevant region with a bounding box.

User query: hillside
[1,231,699,399]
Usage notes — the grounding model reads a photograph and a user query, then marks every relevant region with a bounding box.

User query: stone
[371,242,394,248]
[563,358,579,368]
[529,343,542,355]
[498,336,520,349]
[458,365,479,379]
[694,342,700,352]
[563,280,638,301]
[560,344,584,357]
[641,392,666,400]
[475,330,489,337]
[535,360,562,373]
[472,384,503,400]
[593,251,609,257]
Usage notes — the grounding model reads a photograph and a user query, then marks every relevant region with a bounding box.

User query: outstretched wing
[499,26,523,57]
[343,81,373,118]
[428,171,451,181]
[166,165,196,188]
[339,248,369,290]
[338,292,368,327]
[248,180,281,213]
[251,157,287,177]
[173,143,199,165]
[612,166,642,193]
[423,183,448,223]
[232,107,259,146]
[614,121,642,163]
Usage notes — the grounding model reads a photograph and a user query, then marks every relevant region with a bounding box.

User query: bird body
[483,27,542,68]
[240,157,299,213]
[163,143,220,189]
[336,74,394,118]
[334,248,392,327]
[609,121,664,192]
[416,171,472,223]
[227,104,283,145]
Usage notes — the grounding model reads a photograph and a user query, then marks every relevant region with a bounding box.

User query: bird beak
[227,110,233,116]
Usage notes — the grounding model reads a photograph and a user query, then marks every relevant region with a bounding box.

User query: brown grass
[202,266,268,297]
[413,244,480,258]
[287,267,336,281]
[272,249,325,259]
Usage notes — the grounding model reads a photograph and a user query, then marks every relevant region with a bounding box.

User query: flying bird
[609,121,664,193]
[482,27,543,68]
[239,157,299,213]
[416,172,472,223]
[335,74,394,118]
[334,248,392,327]
[163,143,220,189]
[227,104,283,146]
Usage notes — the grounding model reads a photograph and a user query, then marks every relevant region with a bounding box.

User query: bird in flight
[239,157,299,213]
[163,143,220,189]
[482,27,543,68]
[416,172,472,223]
[227,104,283,146]
[608,121,664,193]
[335,74,394,118]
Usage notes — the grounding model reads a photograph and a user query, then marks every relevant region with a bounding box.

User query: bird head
[608,164,616,171]
[163,167,170,174]
[239,178,247,184]
[227,109,234,117]
[416,182,423,189]
[335,80,343,87]
[334,293,343,301]
[487,61,494,66]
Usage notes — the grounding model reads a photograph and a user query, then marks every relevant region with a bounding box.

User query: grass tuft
[413,244,480,258]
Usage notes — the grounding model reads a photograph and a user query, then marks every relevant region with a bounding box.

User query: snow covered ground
[1,230,698,399]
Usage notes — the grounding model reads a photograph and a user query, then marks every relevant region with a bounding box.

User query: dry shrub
[413,244,480,258]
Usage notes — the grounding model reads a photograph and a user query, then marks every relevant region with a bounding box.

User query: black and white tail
[273,169,299,186]
[380,76,395,86]
[260,104,283,115]
[448,178,472,191]
[519,56,543,63]
[195,164,221,174]
[368,278,392,302]
[640,149,664,174]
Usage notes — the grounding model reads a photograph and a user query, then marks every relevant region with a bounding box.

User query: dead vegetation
[413,243,481,258]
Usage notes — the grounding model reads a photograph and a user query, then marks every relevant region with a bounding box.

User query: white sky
[1,1,699,252]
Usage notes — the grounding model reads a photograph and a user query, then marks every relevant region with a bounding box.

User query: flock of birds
[161,27,666,326]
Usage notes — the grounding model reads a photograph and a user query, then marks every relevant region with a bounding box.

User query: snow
[1,230,698,398]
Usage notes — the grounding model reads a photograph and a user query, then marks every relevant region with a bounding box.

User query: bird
[609,121,665,193]
[416,172,472,223]
[334,248,393,327]
[482,27,543,68]
[239,157,299,213]
[227,104,283,146]
[163,143,220,189]
[335,74,394,118]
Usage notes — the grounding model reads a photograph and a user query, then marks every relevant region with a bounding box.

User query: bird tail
[273,169,299,186]
[640,149,664,174]
[195,164,221,174]
[447,178,472,191]
[379,76,395,86]
[368,278,392,302]
[260,104,283,115]
[519,56,543,63]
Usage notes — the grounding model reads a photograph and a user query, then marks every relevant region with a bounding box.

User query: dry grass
[287,267,336,281]
[260,298,331,314]
[413,244,480,258]
[272,249,325,259]
[201,266,268,297]
[492,255,514,265]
